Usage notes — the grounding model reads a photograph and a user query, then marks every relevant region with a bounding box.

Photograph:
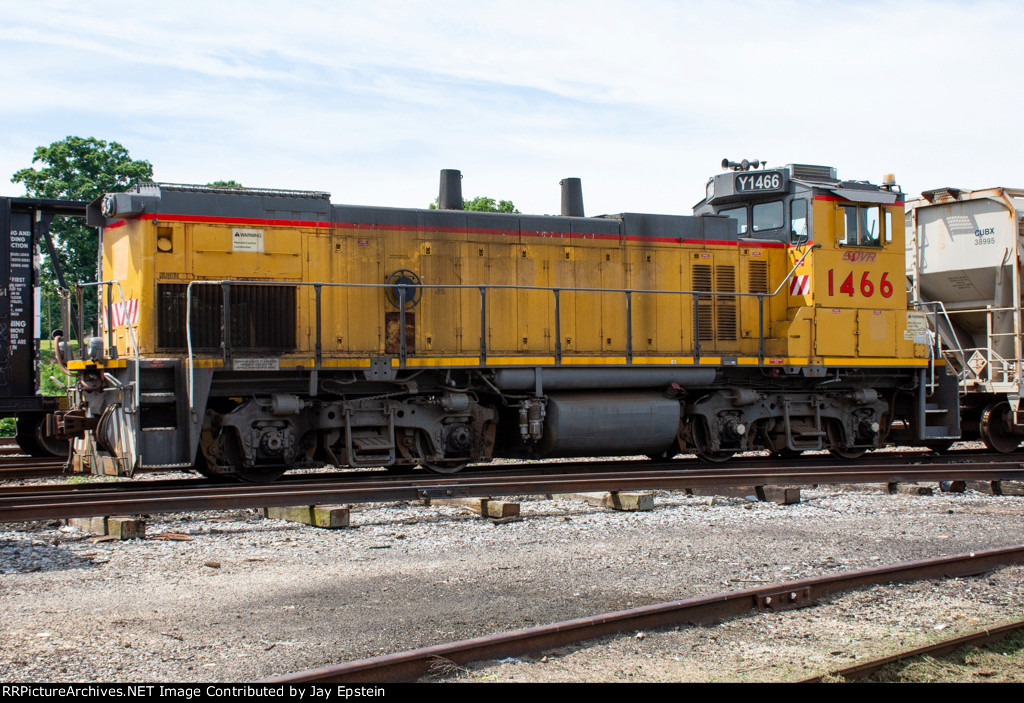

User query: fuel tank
[538,392,681,458]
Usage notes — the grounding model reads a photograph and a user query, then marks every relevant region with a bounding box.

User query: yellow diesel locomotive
[54,160,958,480]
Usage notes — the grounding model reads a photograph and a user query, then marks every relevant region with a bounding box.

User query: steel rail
[799,619,1024,682]
[261,545,1024,684]
[0,452,69,481]
[2,461,1024,523]
[0,457,65,468]
[5,446,1021,494]
[5,458,1021,498]
[4,445,1014,489]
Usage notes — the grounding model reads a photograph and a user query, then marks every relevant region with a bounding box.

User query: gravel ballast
[2,478,1023,682]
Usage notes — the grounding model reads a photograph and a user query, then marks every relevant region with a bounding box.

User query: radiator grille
[158,283,297,351]
[788,164,837,182]
[715,265,738,342]
[748,261,769,294]
[693,264,714,342]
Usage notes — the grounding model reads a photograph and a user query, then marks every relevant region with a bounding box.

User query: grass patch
[39,338,78,364]
[65,474,122,484]
[863,628,1024,683]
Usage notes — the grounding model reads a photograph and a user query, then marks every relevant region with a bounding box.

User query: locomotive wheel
[826,422,866,460]
[697,449,734,463]
[415,433,468,474]
[194,427,286,482]
[421,459,468,474]
[829,446,866,460]
[196,455,287,483]
[16,413,70,458]
[980,401,1021,454]
[691,420,734,463]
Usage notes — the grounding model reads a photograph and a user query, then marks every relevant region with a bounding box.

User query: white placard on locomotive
[233,357,279,371]
[905,311,928,332]
[232,228,264,253]
[734,171,783,193]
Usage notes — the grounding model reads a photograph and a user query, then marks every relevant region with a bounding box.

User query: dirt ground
[2,481,1023,682]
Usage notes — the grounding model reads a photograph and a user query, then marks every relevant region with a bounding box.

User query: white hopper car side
[907,187,1024,452]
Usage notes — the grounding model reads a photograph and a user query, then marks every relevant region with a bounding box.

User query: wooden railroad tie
[423,497,521,522]
[67,516,146,540]
[685,486,801,505]
[887,483,935,496]
[563,491,656,512]
[262,505,351,529]
[965,480,1024,496]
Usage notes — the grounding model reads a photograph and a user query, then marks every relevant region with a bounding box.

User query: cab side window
[790,199,808,244]
[861,207,880,246]
[838,204,883,247]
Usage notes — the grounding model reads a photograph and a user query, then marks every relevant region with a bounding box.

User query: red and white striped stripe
[104,299,140,328]
[789,275,810,296]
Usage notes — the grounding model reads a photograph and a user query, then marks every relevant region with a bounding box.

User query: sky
[1,0,1021,216]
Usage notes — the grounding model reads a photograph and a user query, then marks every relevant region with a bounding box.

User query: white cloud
[1,0,1022,211]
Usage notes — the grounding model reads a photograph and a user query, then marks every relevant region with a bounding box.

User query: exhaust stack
[438,169,463,210]
[560,177,584,217]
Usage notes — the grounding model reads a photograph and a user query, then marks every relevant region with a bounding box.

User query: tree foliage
[430,196,519,213]
[11,137,153,335]
[207,180,245,188]
[12,137,153,201]
[464,196,519,213]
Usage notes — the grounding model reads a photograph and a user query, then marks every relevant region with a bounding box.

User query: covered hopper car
[52,161,959,481]
[907,186,1024,452]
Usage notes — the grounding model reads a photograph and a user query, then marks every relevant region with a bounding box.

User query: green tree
[11,136,153,335]
[430,196,520,213]
[207,180,244,188]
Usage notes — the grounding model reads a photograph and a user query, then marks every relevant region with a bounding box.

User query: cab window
[721,206,748,234]
[790,199,808,244]
[838,204,883,247]
[862,207,880,246]
[752,201,783,232]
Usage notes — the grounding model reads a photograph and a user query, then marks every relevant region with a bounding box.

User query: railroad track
[0,436,71,478]
[0,455,70,480]
[2,453,1024,523]
[0,444,1015,482]
[799,619,1024,682]
[264,545,1024,683]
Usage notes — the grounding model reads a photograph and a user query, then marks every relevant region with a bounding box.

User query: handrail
[76,280,142,472]
[913,299,967,374]
[80,280,141,410]
[771,244,819,296]
[181,244,818,413]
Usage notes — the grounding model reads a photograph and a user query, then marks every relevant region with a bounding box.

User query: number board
[734,171,784,193]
